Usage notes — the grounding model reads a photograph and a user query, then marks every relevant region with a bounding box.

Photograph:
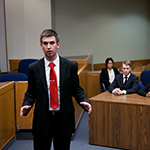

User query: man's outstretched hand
[80,102,92,114]
[20,105,31,117]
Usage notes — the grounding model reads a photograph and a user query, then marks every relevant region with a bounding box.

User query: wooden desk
[89,91,150,150]
[0,82,15,150]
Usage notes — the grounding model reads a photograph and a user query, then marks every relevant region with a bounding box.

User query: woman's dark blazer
[100,68,119,89]
[138,82,150,96]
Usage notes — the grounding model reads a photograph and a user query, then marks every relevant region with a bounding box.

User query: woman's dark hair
[105,57,114,67]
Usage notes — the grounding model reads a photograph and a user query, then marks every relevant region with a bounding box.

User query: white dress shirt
[44,54,60,111]
[123,73,131,84]
[122,73,131,94]
[108,69,115,83]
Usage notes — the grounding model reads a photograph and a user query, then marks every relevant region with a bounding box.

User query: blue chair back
[138,82,144,90]
[0,73,28,82]
[141,70,150,86]
[18,59,38,76]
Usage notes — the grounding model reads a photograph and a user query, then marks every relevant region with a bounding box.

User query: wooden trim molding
[94,59,150,71]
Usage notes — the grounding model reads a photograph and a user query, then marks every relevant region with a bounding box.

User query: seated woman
[100,57,119,90]
[138,82,150,97]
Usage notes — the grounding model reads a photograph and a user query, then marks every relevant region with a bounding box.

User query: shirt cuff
[122,90,127,94]
[112,89,115,93]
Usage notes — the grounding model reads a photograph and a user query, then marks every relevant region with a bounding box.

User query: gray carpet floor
[7,112,123,150]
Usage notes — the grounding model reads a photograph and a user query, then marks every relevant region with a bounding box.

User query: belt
[49,111,60,116]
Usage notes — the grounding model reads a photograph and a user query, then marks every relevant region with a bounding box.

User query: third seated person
[138,82,150,97]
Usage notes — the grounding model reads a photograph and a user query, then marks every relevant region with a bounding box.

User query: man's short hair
[122,60,132,67]
[40,29,60,44]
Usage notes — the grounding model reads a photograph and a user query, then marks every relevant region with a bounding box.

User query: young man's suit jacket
[108,73,138,94]
[22,56,89,138]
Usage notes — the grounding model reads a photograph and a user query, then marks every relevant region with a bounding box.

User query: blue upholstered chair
[138,82,144,90]
[14,59,38,76]
[0,73,28,82]
[141,70,150,86]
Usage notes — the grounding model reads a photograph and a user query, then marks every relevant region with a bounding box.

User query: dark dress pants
[33,111,71,150]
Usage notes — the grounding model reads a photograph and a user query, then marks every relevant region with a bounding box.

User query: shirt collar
[123,73,131,79]
[44,54,59,67]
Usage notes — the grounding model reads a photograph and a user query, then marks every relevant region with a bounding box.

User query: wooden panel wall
[0,82,15,149]
[86,72,102,98]
[79,72,87,94]
[9,59,21,73]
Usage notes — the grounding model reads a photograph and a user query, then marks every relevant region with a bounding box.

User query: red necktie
[49,62,58,110]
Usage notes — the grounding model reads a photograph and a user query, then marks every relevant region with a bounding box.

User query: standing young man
[20,29,92,150]
[108,60,138,95]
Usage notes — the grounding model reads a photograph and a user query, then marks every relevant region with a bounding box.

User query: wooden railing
[9,54,93,73]
[94,59,150,71]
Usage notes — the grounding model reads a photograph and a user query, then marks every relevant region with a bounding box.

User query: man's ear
[40,43,43,49]
[57,42,60,49]
[130,67,132,72]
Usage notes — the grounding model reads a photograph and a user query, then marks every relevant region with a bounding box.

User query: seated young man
[108,60,138,95]
[138,83,150,97]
